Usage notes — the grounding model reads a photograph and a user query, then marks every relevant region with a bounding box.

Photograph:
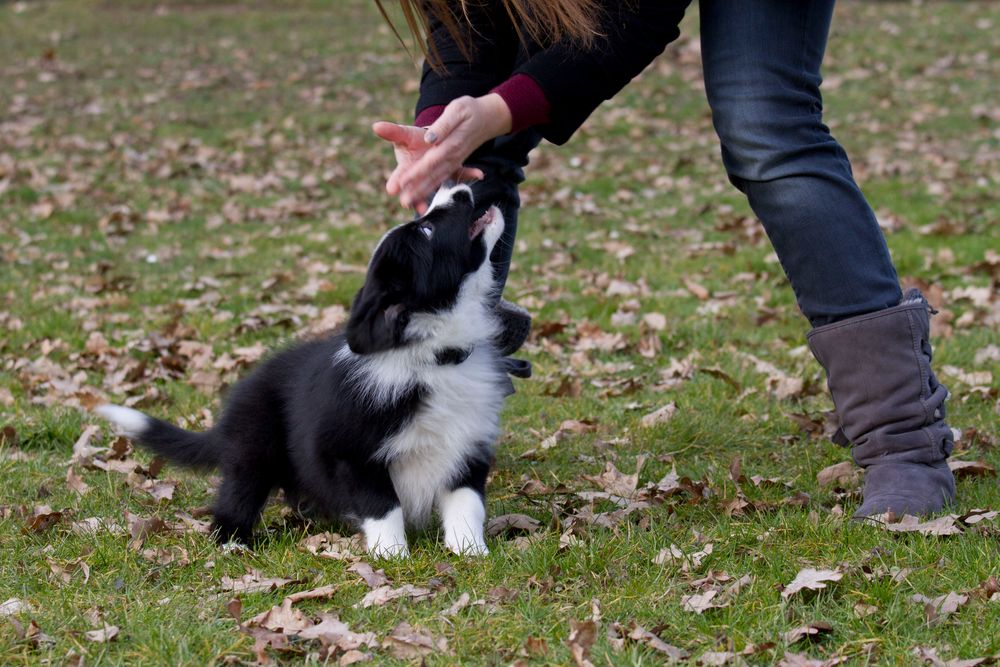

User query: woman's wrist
[477,93,513,140]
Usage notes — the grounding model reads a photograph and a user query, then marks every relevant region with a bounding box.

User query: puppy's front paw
[445,533,489,557]
[368,540,410,559]
[362,507,408,559]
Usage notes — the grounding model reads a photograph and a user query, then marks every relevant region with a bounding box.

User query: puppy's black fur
[98,186,508,555]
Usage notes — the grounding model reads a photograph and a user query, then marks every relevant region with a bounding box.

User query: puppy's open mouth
[469,208,494,240]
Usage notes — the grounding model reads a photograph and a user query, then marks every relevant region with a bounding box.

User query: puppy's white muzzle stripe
[426,183,474,214]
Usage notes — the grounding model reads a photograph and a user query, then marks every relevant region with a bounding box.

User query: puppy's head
[346,184,504,355]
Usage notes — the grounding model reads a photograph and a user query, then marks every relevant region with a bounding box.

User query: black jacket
[416,0,691,145]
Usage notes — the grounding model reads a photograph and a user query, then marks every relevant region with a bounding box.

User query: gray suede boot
[807,289,956,518]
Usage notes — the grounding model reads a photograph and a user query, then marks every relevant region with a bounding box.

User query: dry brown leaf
[881,514,963,536]
[583,457,646,498]
[783,621,833,644]
[382,622,448,660]
[609,622,687,661]
[654,543,714,573]
[566,619,597,667]
[296,613,377,652]
[355,584,433,609]
[1,598,31,617]
[912,591,969,624]
[84,624,119,643]
[640,402,677,428]
[126,512,168,549]
[486,513,542,537]
[24,505,63,534]
[347,562,388,589]
[948,460,996,478]
[142,546,190,567]
[70,424,106,465]
[816,461,861,487]
[912,646,1000,666]
[853,602,878,618]
[778,652,849,667]
[682,589,720,614]
[248,597,312,633]
[781,568,843,600]
[299,532,363,561]
[66,467,90,496]
[220,570,298,594]
[684,278,711,300]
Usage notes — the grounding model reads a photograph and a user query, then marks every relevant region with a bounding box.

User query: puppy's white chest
[384,353,504,524]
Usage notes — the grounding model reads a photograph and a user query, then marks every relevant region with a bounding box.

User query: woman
[373,0,955,518]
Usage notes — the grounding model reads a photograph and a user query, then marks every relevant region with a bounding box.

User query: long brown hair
[375,0,600,68]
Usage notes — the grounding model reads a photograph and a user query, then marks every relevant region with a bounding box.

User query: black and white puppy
[97,184,509,558]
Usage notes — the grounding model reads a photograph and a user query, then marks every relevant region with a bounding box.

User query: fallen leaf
[66,467,90,496]
[221,570,298,594]
[911,591,968,624]
[296,613,377,652]
[355,584,433,609]
[566,619,597,667]
[486,513,541,537]
[583,457,646,498]
[248,597,312,633]
[24,505,63,534]
[817,461,861,487]
[781,568,843,600]
[381,622,448,660]
[347,562,388,589]
[881,514,963,536]
[142,546,190,567]
[948,460,996,478]
[641,402,678,428]
[70,424,106,465]
[609,621,687,661]
[778,652,849,667]
[84,624,119,643]
[783,621,833,644]
[682,589,720,614]
[299,532,363,561]
[0,598,31,617]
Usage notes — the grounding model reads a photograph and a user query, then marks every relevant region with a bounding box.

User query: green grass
[1,1,998,664]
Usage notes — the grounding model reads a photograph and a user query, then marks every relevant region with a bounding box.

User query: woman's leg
[700,0,955,516]
[700,0,901,326]
[467,130,543,359]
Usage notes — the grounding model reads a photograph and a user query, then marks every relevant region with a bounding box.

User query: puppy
[97,184,509,557]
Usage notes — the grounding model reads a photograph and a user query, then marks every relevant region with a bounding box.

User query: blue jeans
[472,0,903,326]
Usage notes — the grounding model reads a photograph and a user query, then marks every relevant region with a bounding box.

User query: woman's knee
[709,100,845,184]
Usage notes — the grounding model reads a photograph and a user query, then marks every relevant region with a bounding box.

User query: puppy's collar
[434,346,472,366]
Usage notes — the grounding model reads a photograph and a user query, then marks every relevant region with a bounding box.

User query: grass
[1,1,998,664]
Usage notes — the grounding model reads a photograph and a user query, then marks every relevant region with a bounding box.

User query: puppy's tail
[95,404,219,469]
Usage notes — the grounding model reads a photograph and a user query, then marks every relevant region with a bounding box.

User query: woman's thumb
[423,97,473,145]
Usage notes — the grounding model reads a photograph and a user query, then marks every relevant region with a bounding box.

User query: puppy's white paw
[362,507,408,560]
[445,532,489,557]
[368,541,410,560]
[439,487,489,557]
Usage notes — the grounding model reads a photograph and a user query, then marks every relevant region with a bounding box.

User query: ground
[1,1,998,665]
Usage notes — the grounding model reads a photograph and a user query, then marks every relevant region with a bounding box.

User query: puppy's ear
[345,289,408,354]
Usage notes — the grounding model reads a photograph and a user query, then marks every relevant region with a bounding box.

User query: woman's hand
[373,94,512,213]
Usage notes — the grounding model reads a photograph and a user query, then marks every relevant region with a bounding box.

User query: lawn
[1,1,998,664]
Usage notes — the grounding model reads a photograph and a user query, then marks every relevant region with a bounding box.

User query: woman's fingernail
[424,130,438,144]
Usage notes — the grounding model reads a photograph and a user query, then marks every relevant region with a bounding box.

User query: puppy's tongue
[469,208,494,240]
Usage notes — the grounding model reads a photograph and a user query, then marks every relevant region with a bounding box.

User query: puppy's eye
[418,223,433,240]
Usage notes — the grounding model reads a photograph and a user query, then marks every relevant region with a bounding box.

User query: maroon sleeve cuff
[414,105,446,128]
[490,73,551,134]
